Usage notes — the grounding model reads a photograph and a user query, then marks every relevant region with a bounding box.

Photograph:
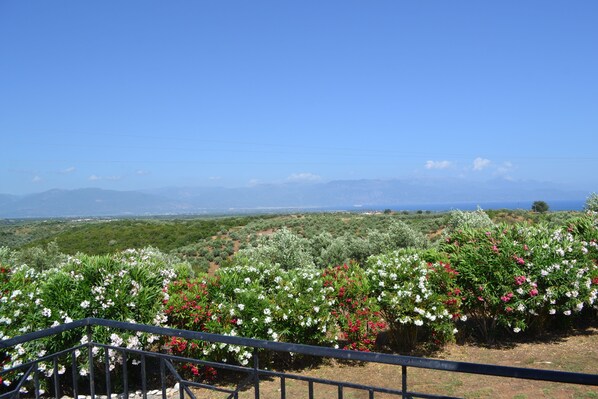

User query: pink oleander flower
[500,292,514,302]
[514,275,526,286]
[513,256,525,265]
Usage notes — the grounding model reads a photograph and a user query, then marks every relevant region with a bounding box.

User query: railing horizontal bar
[0,390,19,399]
[230,372,257,397]
[405,392,462,399]
[182,380,237,394]
[11,364,35,397]
[0,319,88,349]
[258,369,405,396]
[0,343,86,377]
[4,317,598,396]
[92,342,253,374]
[84,318,598,386]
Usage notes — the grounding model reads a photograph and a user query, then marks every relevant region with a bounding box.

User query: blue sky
[1,1,597,195]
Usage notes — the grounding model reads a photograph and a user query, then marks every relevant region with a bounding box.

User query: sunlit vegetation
[0,209,588,274]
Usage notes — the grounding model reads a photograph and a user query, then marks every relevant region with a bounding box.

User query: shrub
[0,248,192,393]
[531,201,549,213]
[585,192,598,212]
[235,228,314,270]
[316,236,352,267]
[322,262,386,351]
[164,260,334,370]
[365,249,462,351]
[384,221,429,250]
[9,241,66,271]
[444,208,494,236]
[441,218,598,341]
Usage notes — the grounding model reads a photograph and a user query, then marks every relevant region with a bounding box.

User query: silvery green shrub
[585,192,598,212]
[235,227,314,270]
[444,208,495,235]
[384,220,429,250]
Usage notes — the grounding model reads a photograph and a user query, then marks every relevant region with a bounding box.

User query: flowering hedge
[441,212,598,341]
[322,262,386,351]
[365,250,462,350]
[0,248,192,392]
[164,260,334,370]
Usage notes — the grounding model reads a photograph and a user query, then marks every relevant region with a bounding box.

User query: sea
[348,199,586,213]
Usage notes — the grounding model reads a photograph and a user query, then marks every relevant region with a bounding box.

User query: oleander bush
[322,262,386,351]
[163,260,334,372]
[0,248,192,392]
[365,249,463,350]
[440,212,598,341]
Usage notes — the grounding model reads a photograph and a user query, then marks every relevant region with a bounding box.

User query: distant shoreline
[0,199,586,220]
[352,199,586,212]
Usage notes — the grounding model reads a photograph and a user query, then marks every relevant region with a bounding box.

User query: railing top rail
[0,318,88,349]
[3,318,598,386]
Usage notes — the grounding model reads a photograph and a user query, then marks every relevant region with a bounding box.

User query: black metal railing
[1,318,597,399]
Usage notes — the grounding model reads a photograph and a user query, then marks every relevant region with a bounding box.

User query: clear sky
[1,1,597,195]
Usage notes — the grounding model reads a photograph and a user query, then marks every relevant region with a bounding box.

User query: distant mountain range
[0,178,588,218]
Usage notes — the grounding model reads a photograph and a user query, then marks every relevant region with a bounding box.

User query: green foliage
[440,214,598,341]
[322,262,386,351]
[365,249,462,350]
[0,219,73,249]
[19,217,254,255]
[0,248,192,389]
[585,192,598,212]
[1,208,595,375]
[444,208,495,235]
[164,261,334,367]
[8,241,65,271]
[531,200,549,213]
[235,227,315,270]
[385,220,429,249]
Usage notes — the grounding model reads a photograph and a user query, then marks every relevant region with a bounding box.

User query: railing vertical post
[86,325,95,399]
[402,365,407,399]
[280,376,286,399]
[122,350,128,399]
[71,351,79,399]
[33,363,40,399]
[105,349,112,399]
[141,355,147,399]
[253,348,260,399]
[53,357,60,399]
[160,358,167,399]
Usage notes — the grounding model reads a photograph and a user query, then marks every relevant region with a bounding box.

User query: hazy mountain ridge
[0,179,587,218]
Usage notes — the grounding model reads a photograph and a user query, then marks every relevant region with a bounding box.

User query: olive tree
[531,200,549,213]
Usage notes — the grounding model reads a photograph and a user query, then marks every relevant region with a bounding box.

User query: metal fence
[1,318,597,399]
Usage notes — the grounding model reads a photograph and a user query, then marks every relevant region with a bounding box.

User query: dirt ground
[189,327,598,399]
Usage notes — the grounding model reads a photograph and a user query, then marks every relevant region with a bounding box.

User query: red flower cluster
[514,275,526,286]
[501,292,514,302]
[513,256,525,265]
[181,364,217,381]
[323,264,386,352]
